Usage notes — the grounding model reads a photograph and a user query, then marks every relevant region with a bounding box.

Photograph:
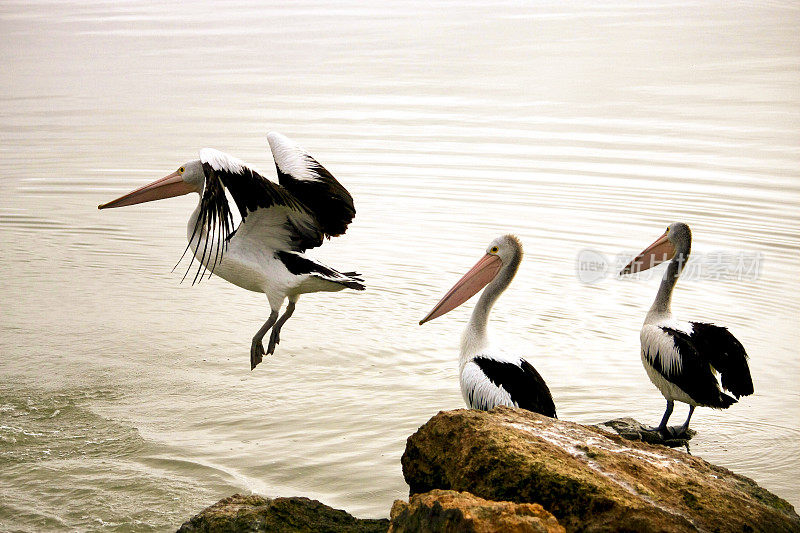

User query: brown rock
[176,493,389,533]
[389,489,565,533]
[401,407,800,533]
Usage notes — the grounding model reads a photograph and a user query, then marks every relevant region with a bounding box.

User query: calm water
[1,1,799,530]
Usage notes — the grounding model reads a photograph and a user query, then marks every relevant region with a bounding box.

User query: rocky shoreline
[177,407,800,532]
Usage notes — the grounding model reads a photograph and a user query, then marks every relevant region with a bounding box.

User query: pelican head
[620,222,692,275]
[98,160,204,209]
[419,234,522,325]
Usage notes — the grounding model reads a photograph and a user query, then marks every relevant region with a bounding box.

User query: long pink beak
[419,253,503,325]
[619,230,676,275]
[98,170,195,209]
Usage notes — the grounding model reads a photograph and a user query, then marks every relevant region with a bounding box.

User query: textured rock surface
[402,407,800,533]
[389,489,564,533]
[176,493,389,533]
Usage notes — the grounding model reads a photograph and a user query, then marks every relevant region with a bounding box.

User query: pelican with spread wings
[99,132,364,369]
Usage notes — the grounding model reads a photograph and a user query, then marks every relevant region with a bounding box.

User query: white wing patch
[233,205,317,253]
[460,360,515,411]
[641,324,683,377]
[267,131,321,182]
[657,317,693,335]
[199,147,249,175]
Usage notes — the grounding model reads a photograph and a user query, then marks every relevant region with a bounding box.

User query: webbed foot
[250,340,265,370]
[267,329,281,355]
[643,424,694,443]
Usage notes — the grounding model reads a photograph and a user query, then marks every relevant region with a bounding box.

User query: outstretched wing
[473,356,557,418]
[690,322,754,398]
[184,139,354,283]
[267,132,355,240]
[199,148,323,252]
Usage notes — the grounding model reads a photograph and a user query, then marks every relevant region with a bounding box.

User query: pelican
[419,235,556,417]
[620,222,753,436]
[99,132,364,370]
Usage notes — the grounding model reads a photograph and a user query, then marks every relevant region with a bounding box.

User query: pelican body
[99,132,364,370]
[420,235,556,417]
[620,223,753,436]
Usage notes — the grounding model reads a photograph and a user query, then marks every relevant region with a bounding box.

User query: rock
[401,407,800,533]
[389,489,564,533]
[596,417,695,448]
[176,493,389,533]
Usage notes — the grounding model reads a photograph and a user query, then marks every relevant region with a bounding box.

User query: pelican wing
[276,251,365,291]
[472,356,557,418]
[652,326,736,408]
[199,148,323,252]
[267,132,356,241]
[689,322,754,398]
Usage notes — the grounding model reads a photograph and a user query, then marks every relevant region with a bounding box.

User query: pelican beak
[98,170,195,209]
[619,230,676,275]
[419,253,503,325]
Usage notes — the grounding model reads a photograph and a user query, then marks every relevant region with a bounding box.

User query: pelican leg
[251,310,279,370]
[646,400,674,435]
[678,405,695,435]
[267,300,296,355]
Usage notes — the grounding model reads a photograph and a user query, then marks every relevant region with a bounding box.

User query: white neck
[459,250,521,366]
[645,253,686,324]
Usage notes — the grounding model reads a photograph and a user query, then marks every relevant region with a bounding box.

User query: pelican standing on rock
[99,132,364,370]
[620,222,753,436]
[419,235,557,417]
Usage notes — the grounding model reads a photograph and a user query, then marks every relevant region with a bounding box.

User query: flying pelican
[99,132,364,370]
[419,235,556,417]
[620,222,753,436]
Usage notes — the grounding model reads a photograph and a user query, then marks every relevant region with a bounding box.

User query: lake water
[1,1,798,530]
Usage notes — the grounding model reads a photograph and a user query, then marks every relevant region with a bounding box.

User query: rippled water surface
[2,1,799,530]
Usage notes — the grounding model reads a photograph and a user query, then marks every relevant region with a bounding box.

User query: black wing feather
[202,162,306,222]
[276,159,355,238]
[660,327,737,408]
[473,357,557,418]
[200,151,324,252]
[276,251,365,291]
[689,322,754,398]
[268,132,355,239]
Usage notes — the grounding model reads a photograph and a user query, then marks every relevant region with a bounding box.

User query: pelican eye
[179,166,185,173]
[490,246,499,254]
